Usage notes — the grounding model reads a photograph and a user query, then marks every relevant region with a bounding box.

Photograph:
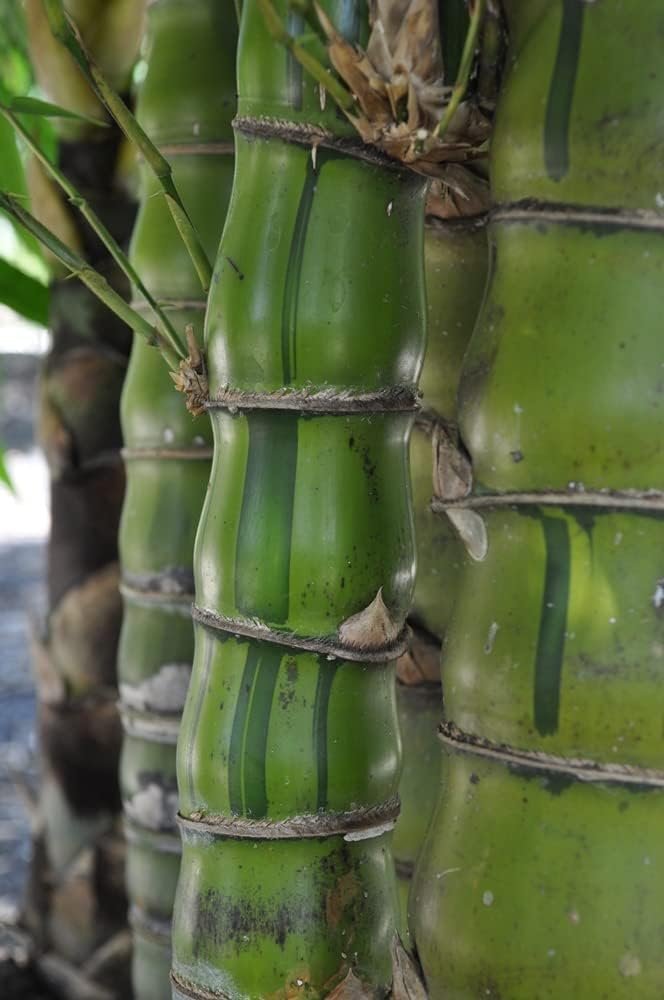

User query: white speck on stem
[387,201,393,217]
[653,581,664,610]
[163,427,174,444]
[435,867,461,880]
[609,617,617,624]
[619,953,642,978]
[193,122,200,136]
[513,403,523,415]
[484,622,499,654]
[482,890,494,907]
[656,192,664,208]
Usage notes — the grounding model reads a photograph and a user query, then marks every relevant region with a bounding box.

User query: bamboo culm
[170,0,427,995]
[412,2,664,995]
[116,2,236,997]
[394,215,488,938]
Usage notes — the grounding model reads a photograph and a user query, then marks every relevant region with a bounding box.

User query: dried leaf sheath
[170,0,427,995]
[116,2,236,996]
[412,1,664,993]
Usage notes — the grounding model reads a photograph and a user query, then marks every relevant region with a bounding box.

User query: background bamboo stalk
[170,0,428,994]
[21,1,145,982]
[412,1,664,994]
[117,2,236,996]
[395,212,488,938]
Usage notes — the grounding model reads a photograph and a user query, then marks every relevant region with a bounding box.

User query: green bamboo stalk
[43,0,214,292]
[394,213,488,938]
[1,104,186,359]
[412,1,664,994]
[169,0,428,996]
[116,2,236,997]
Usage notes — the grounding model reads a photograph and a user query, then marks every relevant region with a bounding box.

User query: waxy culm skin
[394,220,488,934]
[169,1,427,995]
[412,2,664,996]
[117,2,236,996]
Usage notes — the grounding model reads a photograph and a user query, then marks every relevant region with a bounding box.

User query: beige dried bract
[170,324,209,416]
[316,0,489,179]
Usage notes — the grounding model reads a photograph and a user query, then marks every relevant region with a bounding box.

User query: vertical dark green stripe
[234,412,298,622]
[228,644,261,814]
[243,645,282,818]
[281,156,317,385]
[312,656,339,811]
[534,515,571,735]
[544,0,584,181]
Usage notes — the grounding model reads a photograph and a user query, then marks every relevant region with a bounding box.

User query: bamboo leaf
[0,191,184,369]
[0,448,14,494]
[10,95,110,128]
[0,258,48,325]
[1,103,187,358]
[42,0,213,292]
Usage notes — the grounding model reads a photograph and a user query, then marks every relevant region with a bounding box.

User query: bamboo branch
[1,104,187,361]
[41,0,214,293]
[257,0,355,113]
[0,192,184,369]
[434,0,487,140]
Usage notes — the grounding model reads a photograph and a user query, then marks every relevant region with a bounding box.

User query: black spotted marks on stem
[534,515,571,735]
[544,0,585,181]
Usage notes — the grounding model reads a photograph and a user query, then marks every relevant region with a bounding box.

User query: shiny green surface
[410,223,487,636]
[173,0,426,994]
[196,411,415,632]
[459,224,664,493]
[443,508,664,765]
[413,752,664,999]
[206,138,424,395]
[173,830,398,998]
[179,630,400,819]
[415,1,664,993]
[493,1,664,210]
[393,686,440,868]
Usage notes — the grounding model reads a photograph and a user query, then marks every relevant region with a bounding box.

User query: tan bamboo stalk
[22,0,145,980]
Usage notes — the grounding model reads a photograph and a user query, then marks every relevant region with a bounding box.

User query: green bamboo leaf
[10,95,110,128]
[0,258,48,325]
[0,448,14,494]
[43,0,214,292]
[0,191,183,369]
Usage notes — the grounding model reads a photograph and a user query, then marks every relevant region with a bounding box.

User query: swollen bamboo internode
[394,214,488,933]
[412,2,664,994]
[117,2,236,996]
[170,0,427,995]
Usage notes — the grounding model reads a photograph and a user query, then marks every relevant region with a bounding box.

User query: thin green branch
[0,192,183,370]
[1,104,186,361]
[435,0,487,140]
[42,0,213,293]
[257,0,355,113]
